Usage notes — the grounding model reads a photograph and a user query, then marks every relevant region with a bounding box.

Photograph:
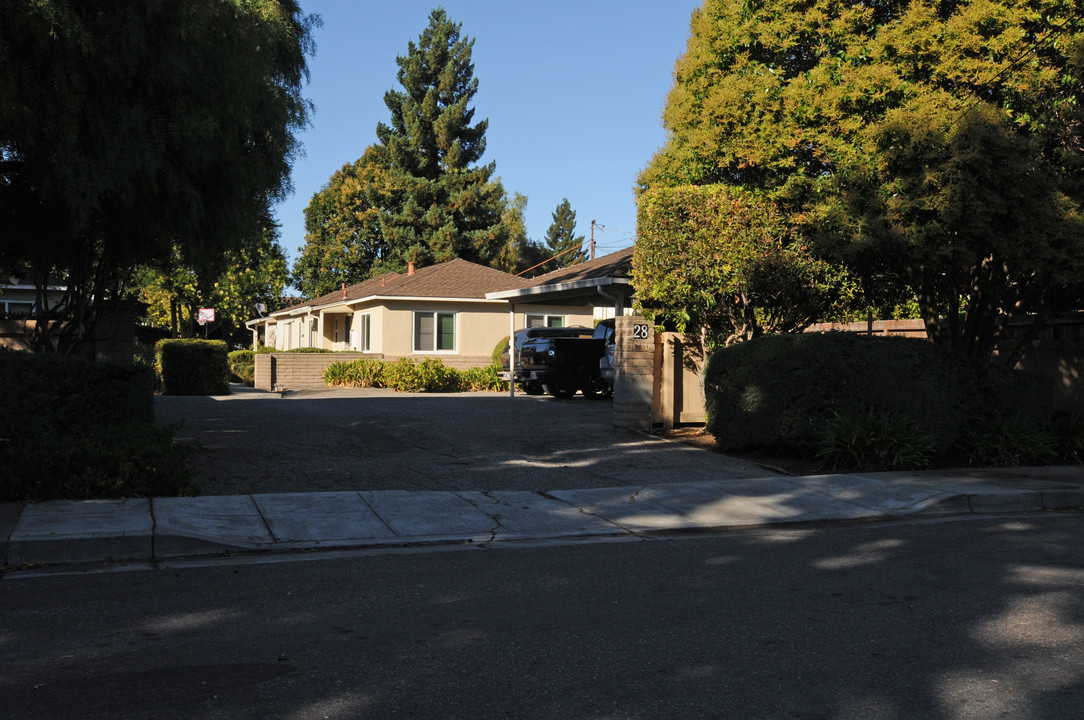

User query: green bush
[460,363,509,392]
[286,347,331,353]
[1052,413,1084,464]
[704,333,1049,455]
[816,408,937,472]
[382,357,459,392]
[156,339,230,395]
[959,413,1059,467]
[324,358,386,388]
[492,336,510,366]
[0,348,195,501]
[1,423,197,501]
[322,357,508,393]
[227,349,255,386]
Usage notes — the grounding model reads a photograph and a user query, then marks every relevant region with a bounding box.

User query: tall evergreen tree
[373,8,508,267]
[544,198,586,268]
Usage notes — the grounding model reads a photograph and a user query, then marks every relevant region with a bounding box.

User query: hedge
[156,339,230,395]
[704,333,1048,455]
[0,348,195,501]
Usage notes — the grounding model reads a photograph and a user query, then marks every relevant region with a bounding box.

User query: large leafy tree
[292,147,398,298]
[543,198,587,268]
[139,221,289,346]
[636,185,853,353]
[640,0,1084,360]
[292,8,509,291]
[0,0,315,354]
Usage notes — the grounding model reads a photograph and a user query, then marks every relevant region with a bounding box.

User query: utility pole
[590,219,596,262]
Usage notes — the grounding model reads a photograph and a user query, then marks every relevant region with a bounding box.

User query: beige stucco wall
[375,300,594,358]
[264,301,596,357]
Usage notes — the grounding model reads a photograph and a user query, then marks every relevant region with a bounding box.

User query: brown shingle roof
[300,259,528,310]
[526,246,633,287]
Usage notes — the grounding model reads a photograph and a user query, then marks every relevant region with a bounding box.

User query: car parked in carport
[500,320,615,398]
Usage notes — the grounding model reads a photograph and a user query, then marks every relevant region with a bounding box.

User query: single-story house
[246,258,598,368]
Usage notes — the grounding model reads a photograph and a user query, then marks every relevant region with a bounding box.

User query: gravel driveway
[154,386,776,496]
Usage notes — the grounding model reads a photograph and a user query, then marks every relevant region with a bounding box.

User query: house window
[526,314,566,329]
[414,311,456,352]
[309,318,317,347]
[360,313,371,352]
[2,301,34,318]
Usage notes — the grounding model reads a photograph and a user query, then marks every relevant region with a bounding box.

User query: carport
[485,248,634,397]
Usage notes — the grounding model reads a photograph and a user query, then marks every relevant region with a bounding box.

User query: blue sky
[274,0,703,268]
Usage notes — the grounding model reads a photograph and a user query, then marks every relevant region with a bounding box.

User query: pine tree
[374,8,507,267]
[543,198,586,268]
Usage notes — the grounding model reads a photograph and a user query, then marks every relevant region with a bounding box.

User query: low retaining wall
[254,353,494,391]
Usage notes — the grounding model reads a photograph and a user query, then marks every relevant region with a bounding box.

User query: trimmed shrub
[156,339,230,395]
[0,348,195,501]
[286,347,331,353]
[704,333,1049,455]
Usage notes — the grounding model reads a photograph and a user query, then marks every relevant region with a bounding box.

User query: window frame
[412,310,457,353]
[526,313,567,329]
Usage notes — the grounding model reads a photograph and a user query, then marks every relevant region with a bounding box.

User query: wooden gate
[652,332,706,428]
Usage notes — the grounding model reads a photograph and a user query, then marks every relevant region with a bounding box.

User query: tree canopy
[543,198,587,268]
[294,8,510,291]
[0,0,316,354]
[639,0,1084,359]
[635,184,853,351]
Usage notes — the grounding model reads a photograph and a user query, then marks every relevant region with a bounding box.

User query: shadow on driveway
[154,387,772,495]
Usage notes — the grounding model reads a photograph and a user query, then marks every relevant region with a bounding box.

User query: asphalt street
[3,514,1082,720]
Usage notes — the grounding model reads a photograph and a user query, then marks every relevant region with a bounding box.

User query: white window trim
[412,310,458,354]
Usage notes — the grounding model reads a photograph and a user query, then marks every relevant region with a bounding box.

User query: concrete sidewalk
[2,466,1083,570]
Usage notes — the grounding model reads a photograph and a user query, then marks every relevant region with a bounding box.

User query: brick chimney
[408,261,416,275]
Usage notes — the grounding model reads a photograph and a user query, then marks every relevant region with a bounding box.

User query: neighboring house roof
[485,247,635,310]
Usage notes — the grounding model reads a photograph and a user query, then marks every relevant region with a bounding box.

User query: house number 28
[632,323,650,339]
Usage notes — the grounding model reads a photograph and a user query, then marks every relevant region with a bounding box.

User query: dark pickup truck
[500,320,615,399]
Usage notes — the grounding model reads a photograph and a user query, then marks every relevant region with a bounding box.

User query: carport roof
[485,247,634,306]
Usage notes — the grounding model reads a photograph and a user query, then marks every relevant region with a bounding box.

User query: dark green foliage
[2,423,197,502]
[816,408,937,472]
[544,199,586,267]
[1052,413,1084,464]
[227,350,255,386]
[1,0,315,354]
[0,348,194,501]
[704,333,1048,455]
[156,340,230,396]
[959,414,1059,468]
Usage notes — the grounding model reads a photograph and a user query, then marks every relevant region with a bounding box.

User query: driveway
[154,386,774,496]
